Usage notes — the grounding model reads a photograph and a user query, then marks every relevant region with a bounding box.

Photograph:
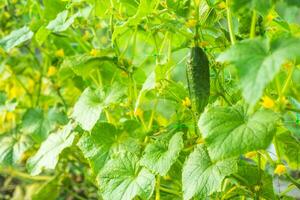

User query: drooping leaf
[182,144,238,200]
[140,132,183,176]
[217,37,300,105]
[27,123,74,175]
[98,153,155,200]
[77,122,118,175]
[198,105,278,160]
[0,26,33,51]
[46,10,78,32]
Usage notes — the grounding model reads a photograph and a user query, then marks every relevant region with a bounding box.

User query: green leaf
[46,10,78,32]
[72,88,104,131]
[72,84,124,131]
[98,153,155,200]
[140,132,183,176]
[21,108,67,143]
[0,26,33,52]
[231,0,272,15]
[0,133,33,166]
[217,37,300,105]
[35,26,51,46]
[31,177,61,200]
[198,105,277,160]
[182,144,238,200]
[276,132,300,169]
[236,161,275,199]
[77,122,118,175]
[27,123,75,175]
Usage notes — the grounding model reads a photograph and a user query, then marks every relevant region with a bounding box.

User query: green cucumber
[186,46,210,115]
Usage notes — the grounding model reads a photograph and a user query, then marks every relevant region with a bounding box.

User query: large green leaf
[77,122,118,175]
[21,108,67,143]
[198,105,278,160]
[72,88,104,131]
[72,85,124,131]
[0,26,33,52]
[140,132,183,176]
[182,144,238,200]
[276,132,300,169]
[0,133,33,166]
[98,153,155,200]
[27,123,74,175]
[217,37,300,105]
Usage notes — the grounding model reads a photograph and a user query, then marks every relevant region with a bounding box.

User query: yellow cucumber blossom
[90,49,99,56]
[261,96,275,109]
[182,97,191,108]
[186,19,197,28]
[47,66,57,77]
[274,164,286,175]
[245,151,257,159]
[55,49,65,57]
[134,108,144,118]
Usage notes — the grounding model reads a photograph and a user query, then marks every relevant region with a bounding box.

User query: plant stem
[250,10,257,38]
[281,65,295,96]
[0,167,51,181]
[159,186,181,197]
[155,176,160,200]
[226,0,236,45]
[285,174,300,190]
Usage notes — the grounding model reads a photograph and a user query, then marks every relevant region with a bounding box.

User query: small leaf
[217,37,300,105]
[0,26,33,51]
[140,132,183,176]
[98,153,155,200]
[199,105,278,160]
[182,144,238,200]
[27,123,74,175]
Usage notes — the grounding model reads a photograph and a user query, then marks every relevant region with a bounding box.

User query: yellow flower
[186,19,197,28]
[182,97,191,108]
[267,12,276,22]
[47,66,57,77]
[90,49,99,56]
[55,49,64,57]
[274,164,286,175]
[3,11,10,19]
[28,79,35,93]
[261,96,275,109]
[134,108,144,118]
[100,36,108,44]
[245,151,257,159]
[283,61,293,71]
[218,2,226,9]
[163,175,172,181]
[254,185,260,192]
[6,112,15,121]
[199,41,209,47]
[196,137,205,144]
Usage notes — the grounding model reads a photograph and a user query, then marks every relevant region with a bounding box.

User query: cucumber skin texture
[186,46,210,114]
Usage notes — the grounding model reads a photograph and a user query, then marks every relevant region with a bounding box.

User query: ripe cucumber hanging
[186,44,210,115]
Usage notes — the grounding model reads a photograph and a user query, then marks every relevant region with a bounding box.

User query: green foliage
[0,0,300,199]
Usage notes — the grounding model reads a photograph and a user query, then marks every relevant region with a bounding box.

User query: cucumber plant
[0,0,300,199]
